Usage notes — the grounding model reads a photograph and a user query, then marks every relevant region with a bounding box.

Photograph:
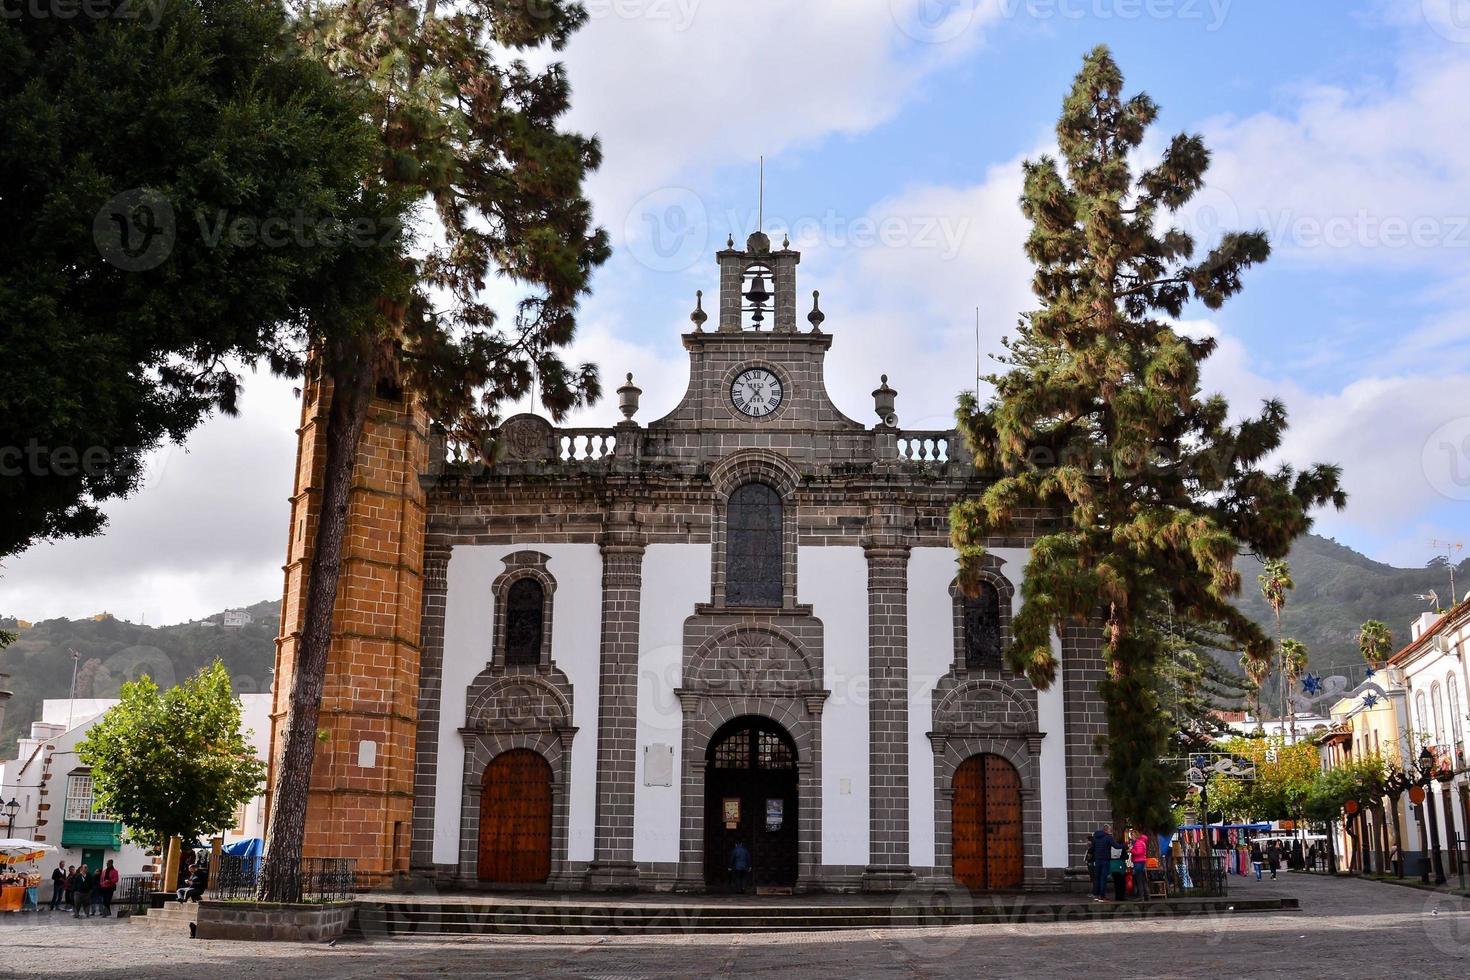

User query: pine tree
[258,0,609,901]
[949,47,1345,832]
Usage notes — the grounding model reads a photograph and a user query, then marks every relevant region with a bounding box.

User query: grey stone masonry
[586,514,645,891]
[862,536,914,891]
[1061,622,1111,866]
[409,548,450,874]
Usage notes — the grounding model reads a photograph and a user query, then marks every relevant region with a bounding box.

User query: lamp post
[3,797,18,837]
[1419,747,1449,886]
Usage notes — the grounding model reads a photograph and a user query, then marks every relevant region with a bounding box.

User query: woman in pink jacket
[1129,831,1149,900]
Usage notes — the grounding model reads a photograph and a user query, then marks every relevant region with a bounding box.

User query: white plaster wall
[799,545,870,867]
[433,543,603,865]
[906,547,1068,871]
[906,547,954,869]
[632,544,710,864]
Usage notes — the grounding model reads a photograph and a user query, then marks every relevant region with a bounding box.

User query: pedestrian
[729,840,751,894]
[70,865,91,918]
[63,864,75,911]
[49,861,66,912]
[88,865,104,916]
[1266,840,1281,880]
[1130,830,1149,900]
[1090,823,1115,902]
[1111,839,1129,901]
[98,860,119,916]
[1250,839,1264,881]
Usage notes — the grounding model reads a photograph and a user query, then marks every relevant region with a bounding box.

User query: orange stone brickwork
[267,373,429,884]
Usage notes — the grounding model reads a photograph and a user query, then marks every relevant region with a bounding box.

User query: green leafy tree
[1,0,401,557]
[1357,620,1392,667]
[259,0,609,900]
[76,661,264,849]
[949,47,1345,832]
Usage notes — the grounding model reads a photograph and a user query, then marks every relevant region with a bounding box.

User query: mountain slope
[0,600,279,749]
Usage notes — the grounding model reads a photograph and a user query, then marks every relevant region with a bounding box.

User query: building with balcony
[0,695,271,875]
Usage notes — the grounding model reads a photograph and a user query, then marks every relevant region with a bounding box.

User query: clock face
[730,368,784,418]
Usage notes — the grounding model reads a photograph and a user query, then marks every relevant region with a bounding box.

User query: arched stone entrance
[952,753,1023,890]
[703,716,799,890]
[477,749,552,883]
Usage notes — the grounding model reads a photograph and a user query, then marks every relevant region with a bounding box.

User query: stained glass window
[505,578,544,665]
[726,483,783,607]
[963,581,1003,668]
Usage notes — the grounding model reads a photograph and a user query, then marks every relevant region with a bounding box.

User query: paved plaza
[2,874,1468,979]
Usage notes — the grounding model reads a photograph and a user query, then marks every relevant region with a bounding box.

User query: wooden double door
[477,749,552,883]
[952,754,1023,890]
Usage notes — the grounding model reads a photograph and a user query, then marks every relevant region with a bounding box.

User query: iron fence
[115,874,157,914]
[208,854,358,904]
[1169,852,1228,897]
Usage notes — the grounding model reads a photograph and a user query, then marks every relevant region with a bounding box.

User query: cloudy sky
[5,0,1469,625]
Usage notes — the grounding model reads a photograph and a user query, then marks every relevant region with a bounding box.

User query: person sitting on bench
[175,864,207,903]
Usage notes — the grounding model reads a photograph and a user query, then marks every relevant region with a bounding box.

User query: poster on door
[765,798,783,832]
[723,797,740,829]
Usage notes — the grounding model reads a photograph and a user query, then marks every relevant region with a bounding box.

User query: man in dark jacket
[49,862,66,911]
[1091,824,1115,902]
[729,841,751,894]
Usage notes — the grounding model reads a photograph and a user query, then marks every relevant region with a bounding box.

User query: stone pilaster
[585,520,645,891]
[1061,623,1111,865]
[862,539,916,891]
[409,546,450,873]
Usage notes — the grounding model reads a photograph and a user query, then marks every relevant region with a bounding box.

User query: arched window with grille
[1417,691,1429,739]
[962,582,1003,669]
[725,482,784,607]
[1432,682,1446,747]
[1449,676,1464,760]
[504,577,545,666]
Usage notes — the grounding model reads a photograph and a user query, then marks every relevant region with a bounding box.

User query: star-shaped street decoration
[1362,692,1380,708]
[1364,666,1377,679]
[1192,755,1209,770]
[1302,673,1323,696]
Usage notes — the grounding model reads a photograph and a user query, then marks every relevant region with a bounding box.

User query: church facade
[267,233,1111,893]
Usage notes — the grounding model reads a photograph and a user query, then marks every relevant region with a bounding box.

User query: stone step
[350,896,1298,937]
[129,903,200,930]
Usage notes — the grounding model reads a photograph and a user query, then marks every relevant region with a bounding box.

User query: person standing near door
[98,860,119,917]
[70,865,91,918]
[729,841,751,894]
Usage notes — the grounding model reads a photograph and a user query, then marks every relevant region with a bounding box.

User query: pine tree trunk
[257,355,375,902]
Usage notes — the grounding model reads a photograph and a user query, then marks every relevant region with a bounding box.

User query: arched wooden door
[478,749,552,883]
[952,754,1023,890]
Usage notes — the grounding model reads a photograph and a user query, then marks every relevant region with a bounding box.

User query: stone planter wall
[195,900,357,942]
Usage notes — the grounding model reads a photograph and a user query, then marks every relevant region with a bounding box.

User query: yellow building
[1320,677,1418,873]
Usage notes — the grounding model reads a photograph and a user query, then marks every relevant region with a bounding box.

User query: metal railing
[211,854,359,904]
[115,874,157,914]
[1169,853,1228,897]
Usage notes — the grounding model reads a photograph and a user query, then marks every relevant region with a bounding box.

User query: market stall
[0,840,57,913]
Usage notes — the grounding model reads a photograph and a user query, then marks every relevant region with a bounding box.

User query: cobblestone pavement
[3,873,1468,980]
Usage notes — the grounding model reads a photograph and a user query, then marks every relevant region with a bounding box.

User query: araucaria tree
[949,47,1345,832]
[259,0,608,900]
[77,662,264,850]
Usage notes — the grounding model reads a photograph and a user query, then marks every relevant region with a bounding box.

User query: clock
[730,368,784,418]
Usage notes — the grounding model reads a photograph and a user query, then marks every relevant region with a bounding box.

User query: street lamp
[2,798,18,837]
[1418,747,1449,886]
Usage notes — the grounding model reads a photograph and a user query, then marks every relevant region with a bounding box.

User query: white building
[1391,601,1470,873]
[0,694,271,876]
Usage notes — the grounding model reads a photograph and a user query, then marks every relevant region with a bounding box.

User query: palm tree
[1358,620,1393,667]
[1259,559,1294,730]
[1280,638,1308,738]
[1240,652,1271,733]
